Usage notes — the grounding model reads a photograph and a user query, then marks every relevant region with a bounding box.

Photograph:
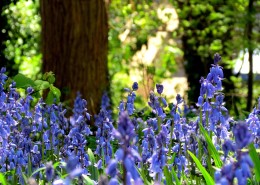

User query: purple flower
[45,162,54,182]
[222,139,235,158]
[156,84,164,94]
[110,112,142,184]
[108,178,119,185]
[106,159,118,177]
[132,82,138,91]
[214,53,222,64]
[233,122,252,149]
[199,78,215,99]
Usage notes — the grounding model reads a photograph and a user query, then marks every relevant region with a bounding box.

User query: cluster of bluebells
[0,67,92,184]
[196,54,230,149]
[119,82,138,115]
[169,95,190,178]
[246,97,260,148]
[106,111,143,185]
[1,51,260,185]
[94,93,114,169]
[148,84,167,118]
[215,122,254,185]
[148,125,169,181]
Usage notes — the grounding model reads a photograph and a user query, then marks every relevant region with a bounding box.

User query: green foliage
[87,149,99,182]
[13,71,61,104]
[172,0,259,111]
[109,1,180,111]
[249,143,260,182]
[3,0,41,79]
[82,174,95,185]
[188,150,214,185]
[199,122,222,168]
[13,73,35,89]
[0,173,7,185]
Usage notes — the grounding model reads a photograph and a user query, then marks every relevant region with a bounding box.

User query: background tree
[173,0,249,114]
[0,0,18,76]
[40,0,109,115]
[246,0,256,111]
[3,0,41,79]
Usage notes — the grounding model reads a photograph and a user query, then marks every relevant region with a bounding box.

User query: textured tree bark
[40,0,109,115]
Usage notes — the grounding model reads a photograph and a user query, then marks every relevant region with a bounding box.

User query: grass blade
[0,173,7,185]
[172,168,181,185]
[249,143,260,182]
[136,166,152,185]
[188,150,214,185]
[87,148,99,181]
[82,174,95,185]
[199,123,222,168]
[163,166,173,185]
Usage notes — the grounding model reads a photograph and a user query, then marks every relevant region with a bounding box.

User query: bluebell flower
[149,125,169,182]
[66,156,83,178]
[148,92,166,118]
[108,178,119,185]
[106,159,118,177]
[147,118,158,131]
[119,83,138,115]
[222,139,235,159]
[246,99,260,148]
[156,84,164,94]
[233,122,252,149]
[95,109,114,166]
[45,161,54,182]
[141,127,157,163]
[110,112,142,184]
[214,53,222,64]
[216,121,254,185]
[132,82,138,91]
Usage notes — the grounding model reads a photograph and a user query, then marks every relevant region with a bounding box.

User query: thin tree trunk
[246,0,254,111]
[40,0,109,115]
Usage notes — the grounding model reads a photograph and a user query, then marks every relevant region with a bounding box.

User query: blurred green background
[0,0,260,118]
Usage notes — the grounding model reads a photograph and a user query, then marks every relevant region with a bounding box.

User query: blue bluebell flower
[233,122,252,149]
[119,82,138,115]
[148,92,166,118]
[95,109,114,167]
[149,125,169,182]
[110,112,142,184]
[132,82,138,91]
[45,162,54,182]
[141,126,157,163]
[156,84,164,94]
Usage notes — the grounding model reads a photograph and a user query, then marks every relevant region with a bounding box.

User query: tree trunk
[40,0,109,115]
[246,0,254,111]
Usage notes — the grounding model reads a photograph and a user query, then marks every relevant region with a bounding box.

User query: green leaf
[164,166,173,185]
[188,150,214,185]
[43,71,55,84]
[199,123,222,168]
[172,168,181,185]
[30,167,46,177]
[45,91,55,105]
[34,80,50,91]
[87,148,98,181]
[50,85,61,100]
[249,143,260,182]
[82,174,94,185]
[13,73,35,89]
[0,173,7,185]
[45,85,61,104]
[136,166,152,185]
[53,161,61,169]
